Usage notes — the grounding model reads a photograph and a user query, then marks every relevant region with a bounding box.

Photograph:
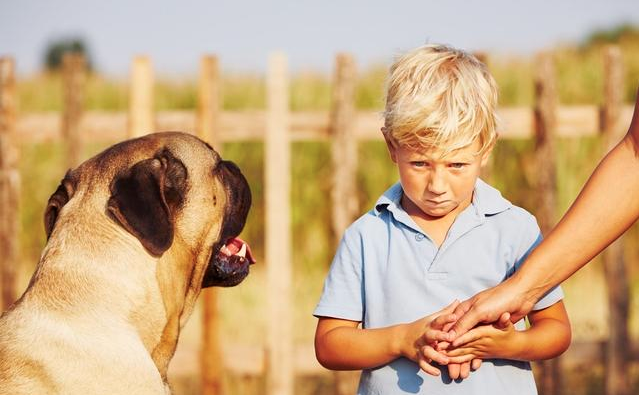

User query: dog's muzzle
[203,160,255,287]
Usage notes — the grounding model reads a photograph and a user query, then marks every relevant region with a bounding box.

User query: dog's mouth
[219,237,255,265]
[204,237,255,287]
[202,159,254,288]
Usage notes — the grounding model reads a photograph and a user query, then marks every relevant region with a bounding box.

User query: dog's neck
[23,231,192,381]
[149,237,206,379]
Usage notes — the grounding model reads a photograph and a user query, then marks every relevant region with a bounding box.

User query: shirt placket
[425,208,484,278]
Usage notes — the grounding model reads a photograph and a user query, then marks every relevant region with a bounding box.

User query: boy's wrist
[392,323,411,359]
[505,329,527,361]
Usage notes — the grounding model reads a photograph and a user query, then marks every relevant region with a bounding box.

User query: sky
[1,0,639,77]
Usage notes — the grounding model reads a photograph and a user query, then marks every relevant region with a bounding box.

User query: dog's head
[43,132,255,288]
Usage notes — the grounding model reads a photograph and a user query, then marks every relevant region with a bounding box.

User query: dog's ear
[107,149,188,256]
[44,178,72,239]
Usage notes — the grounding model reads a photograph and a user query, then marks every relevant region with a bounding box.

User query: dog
[0,132,255,394]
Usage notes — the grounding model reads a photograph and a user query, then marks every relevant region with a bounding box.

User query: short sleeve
[512,212,564,311]
[313,230,365,321]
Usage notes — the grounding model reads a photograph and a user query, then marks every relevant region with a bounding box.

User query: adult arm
[450,87,639,338]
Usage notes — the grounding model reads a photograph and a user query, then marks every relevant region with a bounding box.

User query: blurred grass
[17,39,639,113]
[11,27,639,395]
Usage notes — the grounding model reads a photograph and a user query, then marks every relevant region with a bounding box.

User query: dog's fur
[0,132,253,395]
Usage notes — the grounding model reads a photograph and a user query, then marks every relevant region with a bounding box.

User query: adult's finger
[448,298,483,339]
[452,326,484,348]
[471,358,482,371]
[496,312,511,328]
[449,280,528,339]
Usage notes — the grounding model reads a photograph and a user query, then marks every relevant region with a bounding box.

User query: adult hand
[446,317,517,361]
[448,277,535,344]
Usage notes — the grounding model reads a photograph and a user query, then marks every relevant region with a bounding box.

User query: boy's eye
[411,161,428,167]
[449,163,467,169]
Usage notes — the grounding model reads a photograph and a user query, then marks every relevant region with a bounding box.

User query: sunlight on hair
[383,44,500,155]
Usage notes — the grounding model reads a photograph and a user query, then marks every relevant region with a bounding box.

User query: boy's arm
[445,301,571,362]
[315,301,459,376]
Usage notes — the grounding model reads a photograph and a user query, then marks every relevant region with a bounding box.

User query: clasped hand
[403,300,515,379]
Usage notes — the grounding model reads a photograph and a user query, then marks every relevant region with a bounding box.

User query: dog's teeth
[236,243,247,258]
[220,245,232,256]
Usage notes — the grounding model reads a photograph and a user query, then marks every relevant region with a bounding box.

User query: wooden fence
[0,47,636,395]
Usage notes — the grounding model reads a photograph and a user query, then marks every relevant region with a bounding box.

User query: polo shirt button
[415,233,425,241]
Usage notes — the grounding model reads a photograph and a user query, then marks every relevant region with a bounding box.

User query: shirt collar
[473,178,512,216]
[374,178,511,218]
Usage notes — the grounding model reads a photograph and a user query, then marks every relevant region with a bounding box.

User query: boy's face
[385,137,491,220]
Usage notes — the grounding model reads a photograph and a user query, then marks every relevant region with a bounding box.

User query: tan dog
[0,132,255,395]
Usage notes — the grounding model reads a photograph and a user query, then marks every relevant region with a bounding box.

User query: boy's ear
[381,127,399,163]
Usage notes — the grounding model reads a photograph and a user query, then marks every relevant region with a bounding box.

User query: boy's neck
[400,193,473,247]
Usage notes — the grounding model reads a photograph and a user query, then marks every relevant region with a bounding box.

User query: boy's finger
[445,347,471,358]
[424,329,452,343]
[432,313,457,329]
[459,361,471,379]
[471,358,483,371]
[447,362,461,379]
[441,299,461,315]
[421,345,449,365]
[447,354,475,364]
[418,359,441,376]
[435,340,450,351]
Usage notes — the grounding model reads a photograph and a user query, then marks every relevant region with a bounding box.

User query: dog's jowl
[0,132,254,395]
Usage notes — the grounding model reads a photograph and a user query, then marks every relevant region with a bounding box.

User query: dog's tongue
[220,237,256,264]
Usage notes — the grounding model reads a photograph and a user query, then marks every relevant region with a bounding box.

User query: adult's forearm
[450,90,639,336]
[514,131,639,302]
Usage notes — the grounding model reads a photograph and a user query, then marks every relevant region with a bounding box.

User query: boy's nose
[427,170,447,195]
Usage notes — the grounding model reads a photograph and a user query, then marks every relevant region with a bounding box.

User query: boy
[313,44,571,395]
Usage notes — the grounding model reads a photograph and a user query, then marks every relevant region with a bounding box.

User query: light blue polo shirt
[314,179,563,395]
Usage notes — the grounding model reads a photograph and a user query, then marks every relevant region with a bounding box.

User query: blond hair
[383,44,499,154]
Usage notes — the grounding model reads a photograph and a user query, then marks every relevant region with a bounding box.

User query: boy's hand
[400,300,459,376]
[433,340,480,379]
[444,316,519,362]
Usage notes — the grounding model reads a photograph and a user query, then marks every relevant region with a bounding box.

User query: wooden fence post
[600,45,630,395]
[330,53,358,245]
[533,51,562,395]
[329,53,361,395]
[265,52,293,395]
[199,54,224,395]
[472,52,494,183]
[0,57,19,312]
[62,53,85,169]
[128,56,154,138]
[197,55,221,147]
